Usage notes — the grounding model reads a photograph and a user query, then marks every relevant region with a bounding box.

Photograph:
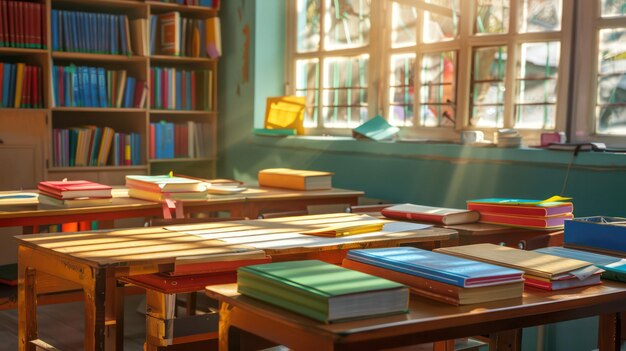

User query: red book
[467,202,573,217]
[16,1,22,46]
[381,203,480,225]
[34,2,41,48]
[133,80,145,108]
[40,1,46,48]
[524,274,602,291]
[0,1,4,47]
[24,2,31,47]
[478,212,573,229]
[38,180,113,199]
[35,66,42,108]
[8,1,15,47]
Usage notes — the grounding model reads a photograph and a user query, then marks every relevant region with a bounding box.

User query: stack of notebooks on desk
[38,180,112,207]
[125,174,208,202]
[534,247,626,283]
[343,247,524,305]
[258,168,333,190]
[237,260,409,323]
[436,244,603,291]
[467,197,573,229]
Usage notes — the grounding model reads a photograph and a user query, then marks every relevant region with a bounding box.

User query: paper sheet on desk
[173,221,433,250]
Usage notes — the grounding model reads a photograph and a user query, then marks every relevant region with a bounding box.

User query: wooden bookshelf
[0,0,220,189]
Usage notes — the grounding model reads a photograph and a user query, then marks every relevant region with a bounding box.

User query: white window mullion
[503,1,520,129]
[414,7,425,128]
[554,0,574,133]
[456,0,474,130]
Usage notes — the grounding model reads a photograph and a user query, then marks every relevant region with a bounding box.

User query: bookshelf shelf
[48,165,148,172]
[149,157,213,163]
[146,1,217,15]
[149,55,215,64]
[0,48,49,56]
[150,109,215,115]
[51,107,147,113]
[52,52,149,63]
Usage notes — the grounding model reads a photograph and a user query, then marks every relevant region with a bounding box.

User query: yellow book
[301,219,388,237]
[14,63,25,108]
[258,168,333,190]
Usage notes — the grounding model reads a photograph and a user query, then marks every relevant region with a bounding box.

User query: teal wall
[217,3,623,349]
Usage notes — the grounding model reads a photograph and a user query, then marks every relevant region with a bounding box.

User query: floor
[0,294,147,351]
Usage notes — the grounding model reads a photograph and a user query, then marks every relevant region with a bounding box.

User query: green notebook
[238,260,409,323]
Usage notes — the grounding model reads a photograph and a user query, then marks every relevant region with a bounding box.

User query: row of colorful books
[0,1,46,49]
[52,127,141,167]
[236,242,626,323]
[150,13,221,58]
[51,10,134,56]
[51,65,147,108]
[0,62,43,108]
[381,196,574,229]
[149,67,212,110]
[149,121,211,159]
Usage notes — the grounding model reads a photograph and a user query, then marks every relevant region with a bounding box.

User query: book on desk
[237,260,409,323]
[381,203,479,225]
[436,244,603,291]
[258,168,333,190]
[343,247,524,305]
[466,197,573,229]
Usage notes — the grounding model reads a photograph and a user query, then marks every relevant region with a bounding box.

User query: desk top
[206,280,626,347]
[0,186,362,220]
[15,213,456,268]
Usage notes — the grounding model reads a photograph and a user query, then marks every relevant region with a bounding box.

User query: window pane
[471,46,507,128]
[296,59,320,127]
[297,0,321,52]
[515,104,556,129]
[389,54,415,126]
[596,28,626,134]
[519,0,562,33]
[420,52,456,127]
[475,0,509,34]
[601,0,626,17]
[322,55,369,128]
[515,42,559,129]
[423,1,459,43]
[324,0,371,50]
[391,2,417,48]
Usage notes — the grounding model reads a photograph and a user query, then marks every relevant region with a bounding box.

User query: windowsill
[246,134,626,168]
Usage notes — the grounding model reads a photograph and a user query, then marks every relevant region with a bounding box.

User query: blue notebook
[347,247,524,288]
[534,247,626,283]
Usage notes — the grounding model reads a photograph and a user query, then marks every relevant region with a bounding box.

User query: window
[286,1,626,145]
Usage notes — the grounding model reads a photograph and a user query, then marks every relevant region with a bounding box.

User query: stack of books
[38,180,113,207]
[467,197,573,229]
[237,260,409,323]
[436,244,604,291]
[0,1,46,49]
[343,247,524,305]
[149,12,221,58]
[125,174,208,202]
[149,121,211,159]
[535,246,626,283]
[381,203,479,225]
[0,62,43,108]
[149,67,213,110]
[258,168,333,190]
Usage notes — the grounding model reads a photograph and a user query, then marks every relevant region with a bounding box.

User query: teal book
[534,247,626,283]
[237,260,409,323]
[252,128,297,136]
[352,115,399,141]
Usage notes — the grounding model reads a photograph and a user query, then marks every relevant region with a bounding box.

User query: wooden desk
[444,223,563,250]
[0,187,362,233]
[16,213,455,351]
[206,281,626,351]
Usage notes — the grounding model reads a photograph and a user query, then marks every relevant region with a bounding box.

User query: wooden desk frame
[207,283,626,351]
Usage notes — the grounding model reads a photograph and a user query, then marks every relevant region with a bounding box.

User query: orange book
[14,63,25,107]
[258,168,333,190]
[159,12,180,55]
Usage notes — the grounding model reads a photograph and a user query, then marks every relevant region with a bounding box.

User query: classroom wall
[217,2,626,350]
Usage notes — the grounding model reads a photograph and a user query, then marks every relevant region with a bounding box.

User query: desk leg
[105,269,124,351]
[17,262,37,351]
[488,329,522,351]
[218,302,233,351]
[599,313,621,351]
[433,340,455,351]
[85,268,107,351]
